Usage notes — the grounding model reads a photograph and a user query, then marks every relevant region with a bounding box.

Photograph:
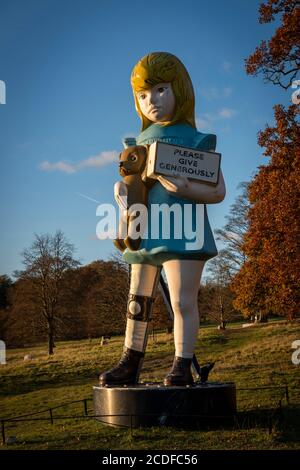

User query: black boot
[99,347,144,386]
[163,356,194,386]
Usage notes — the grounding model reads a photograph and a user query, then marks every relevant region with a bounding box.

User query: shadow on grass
[2,406,300,450]
[130,405,300,435]
[0,369,101,396]
[234,405,300,443]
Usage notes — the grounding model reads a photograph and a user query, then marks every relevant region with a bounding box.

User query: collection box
[146,141,221,185]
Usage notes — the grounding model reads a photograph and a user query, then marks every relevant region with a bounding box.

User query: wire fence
[0,383,297,446]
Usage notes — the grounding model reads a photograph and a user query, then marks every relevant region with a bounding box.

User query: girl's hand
[114,181,128,220]
[158,170,226,204]
[157,174,190,196]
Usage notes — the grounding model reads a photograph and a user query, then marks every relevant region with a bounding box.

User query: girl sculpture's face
[136,83,175,124]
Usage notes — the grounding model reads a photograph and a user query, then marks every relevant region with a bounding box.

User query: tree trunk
[260,315,268,323]
[48,321,55,355]
[255,312,268,323]
[219,304,226,329]
[48,336,53,355]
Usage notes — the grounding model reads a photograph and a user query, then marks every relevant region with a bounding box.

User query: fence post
[83,399,88,416]
[268,415,273,435]
[49,409,53,424]
[1,420,5,445]
[285,385,289,405]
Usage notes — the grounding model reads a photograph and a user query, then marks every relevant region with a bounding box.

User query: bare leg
[162,259,205,385]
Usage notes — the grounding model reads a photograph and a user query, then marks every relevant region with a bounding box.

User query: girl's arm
[114,181,128,220]
[157,169,226,204]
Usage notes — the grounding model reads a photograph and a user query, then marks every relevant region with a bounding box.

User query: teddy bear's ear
[138,145,148,158]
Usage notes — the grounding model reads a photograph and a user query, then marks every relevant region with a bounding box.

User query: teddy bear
[113,145,155,252]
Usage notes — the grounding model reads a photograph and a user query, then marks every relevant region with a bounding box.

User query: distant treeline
[0,258,242,350]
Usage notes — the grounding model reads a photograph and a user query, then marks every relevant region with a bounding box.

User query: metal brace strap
[127,294,156,322]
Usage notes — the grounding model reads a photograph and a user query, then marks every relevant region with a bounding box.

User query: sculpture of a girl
[99,52,226,387]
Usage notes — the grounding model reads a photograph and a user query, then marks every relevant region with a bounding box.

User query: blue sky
[0,0,291,277]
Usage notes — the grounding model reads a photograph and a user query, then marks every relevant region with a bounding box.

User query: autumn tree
[233,0,300,320]
[80,258,129,338]
[232,105,300,319]
[5,277,44,347]
[245,0,300,89]
[152,289,171,334]
[59,254,132,339]
[15,231,80,354]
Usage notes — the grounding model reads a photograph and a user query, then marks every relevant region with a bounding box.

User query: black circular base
[93,381,236,428]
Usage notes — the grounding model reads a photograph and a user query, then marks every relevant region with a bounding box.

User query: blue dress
[122,123,218,266]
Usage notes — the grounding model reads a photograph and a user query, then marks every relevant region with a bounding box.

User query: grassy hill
[0,320,299,450]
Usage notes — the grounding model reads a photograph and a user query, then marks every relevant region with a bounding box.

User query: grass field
[0,320,300,450]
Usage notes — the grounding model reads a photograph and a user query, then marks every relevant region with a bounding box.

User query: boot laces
[173,358,187,372]
[118,350,131,367]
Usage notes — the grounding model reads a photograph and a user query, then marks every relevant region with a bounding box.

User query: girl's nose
[148,91,155,105]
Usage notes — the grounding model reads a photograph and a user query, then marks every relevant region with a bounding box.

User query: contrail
[76,192,100,204]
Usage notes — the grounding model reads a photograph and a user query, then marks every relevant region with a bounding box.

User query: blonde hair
[131,52,196,131]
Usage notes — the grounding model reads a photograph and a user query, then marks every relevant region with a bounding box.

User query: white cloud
[196,107,237,132]
[39,161,76,174]
[223,87,233,98]
[220,125,231,134]
[78,151,118,169]
[222,60,232,71]
[196,115,214,132]
[218,107,237,119]
[200,87,219,100]
[39,150,118,174]
[200,87,233,101]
